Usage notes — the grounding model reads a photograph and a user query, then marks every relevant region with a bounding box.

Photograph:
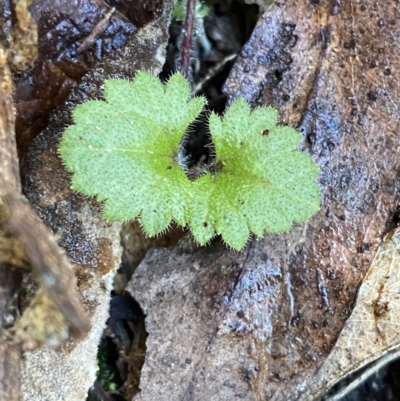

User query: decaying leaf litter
[130,1,400,400]
[2,0,400,400]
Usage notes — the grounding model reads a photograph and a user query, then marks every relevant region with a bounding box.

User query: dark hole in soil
[88,290,148,401]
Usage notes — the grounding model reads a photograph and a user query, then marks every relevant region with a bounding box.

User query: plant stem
[180,0,196,77]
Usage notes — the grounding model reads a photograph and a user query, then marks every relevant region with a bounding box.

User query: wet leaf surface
[16,0,144,162]
[127,1,400,400]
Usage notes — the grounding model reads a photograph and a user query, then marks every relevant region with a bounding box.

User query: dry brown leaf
[300,227,400,400]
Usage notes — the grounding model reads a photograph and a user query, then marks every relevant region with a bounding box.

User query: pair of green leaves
[59,72,320,250]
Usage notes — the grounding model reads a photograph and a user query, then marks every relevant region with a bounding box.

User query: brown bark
[4,192,90,339]
[0,40,23,401]
[0,46,21,193]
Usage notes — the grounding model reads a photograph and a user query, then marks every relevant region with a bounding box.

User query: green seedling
[59,71,320,250]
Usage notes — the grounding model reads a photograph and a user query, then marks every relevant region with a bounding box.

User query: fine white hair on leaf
[59,71,321,250]
[176,144,190,172]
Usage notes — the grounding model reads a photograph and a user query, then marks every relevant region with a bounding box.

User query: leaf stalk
[180,0,197,77]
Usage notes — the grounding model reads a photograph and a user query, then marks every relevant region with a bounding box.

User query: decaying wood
[0,46,20,194]
[0,41,24,401]
[0,42,89,341]
[0,50,28,401]
[9,0,38,71]
[5,192,91,339]
[0,6,88,397]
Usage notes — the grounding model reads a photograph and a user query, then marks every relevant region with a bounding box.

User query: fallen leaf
[300,226,400,400]
[15,0,139,160]
[127,1,400,400]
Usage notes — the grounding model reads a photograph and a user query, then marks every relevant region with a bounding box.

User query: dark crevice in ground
[320,356,400,401]
[88,278,148,401]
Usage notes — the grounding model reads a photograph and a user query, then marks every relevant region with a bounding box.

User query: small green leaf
[59,72,320,251]
[188,100,320,250]
[59,71,205,235]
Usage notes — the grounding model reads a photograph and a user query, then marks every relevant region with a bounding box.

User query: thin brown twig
[180,0,197,77]
[77,7,116,53]
[4,193,90,338]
